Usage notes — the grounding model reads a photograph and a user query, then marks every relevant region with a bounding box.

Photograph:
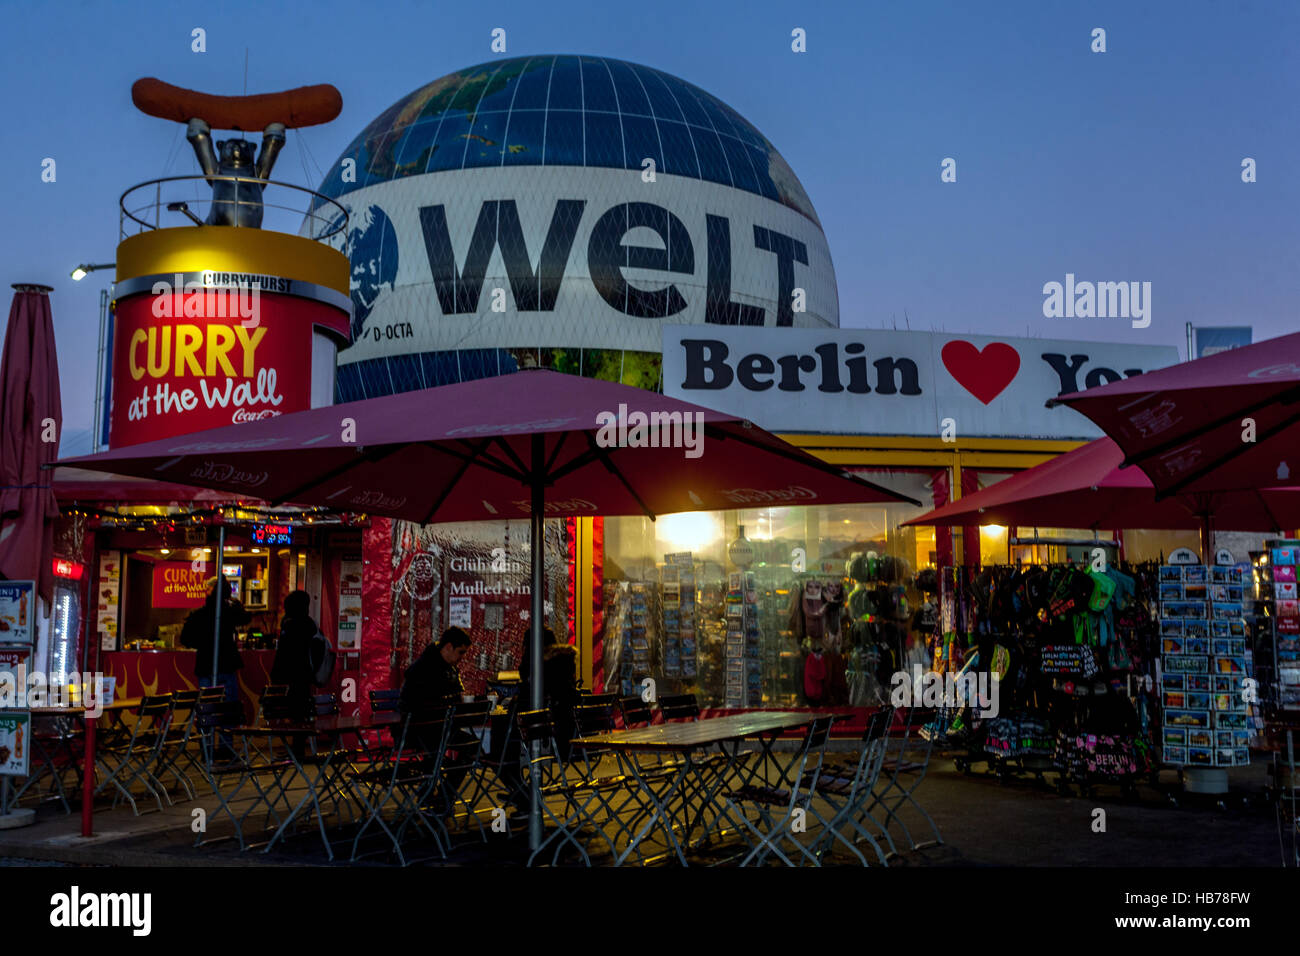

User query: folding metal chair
[93,694,174,815]
[866,706,943,855]
[723,716,835,867]
[193,700,291,851]
[477,694,531,815]
[807,708,895,865]
[153,689,202,800]
[16,713,83,813]
[517,708,627,866]
[439,699,495,839]
[569,702,666,857]
[617,695,652,727]
[350,711,453,865]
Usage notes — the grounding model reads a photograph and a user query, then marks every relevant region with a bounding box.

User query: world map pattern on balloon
[312,55,819,226]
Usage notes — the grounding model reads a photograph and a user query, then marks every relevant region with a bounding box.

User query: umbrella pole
[529,433,545,853]
[1199,513,1213,563]
[211,525,226,697]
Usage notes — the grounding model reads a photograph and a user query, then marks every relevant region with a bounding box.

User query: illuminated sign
[251,523,293,545]
[151,562,208,608]
[52,558,85,580]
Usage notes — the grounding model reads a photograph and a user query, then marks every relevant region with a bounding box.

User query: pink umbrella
[57,369,914,520]
[1047,330,1300,496]
[0,285,62,605]
[902,436,1300,555]
[60,368,916,851]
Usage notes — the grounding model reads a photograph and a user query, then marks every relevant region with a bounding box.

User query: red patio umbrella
[59,368,918,850]
[1046,330,1300,496]
[903,436,1300,556]
[0,285,63,606]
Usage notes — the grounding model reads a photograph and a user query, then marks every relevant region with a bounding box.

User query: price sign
[251,523,294,546]
[0,581,35,644]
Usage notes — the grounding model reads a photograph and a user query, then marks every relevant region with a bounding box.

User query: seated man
[399,627,471,719]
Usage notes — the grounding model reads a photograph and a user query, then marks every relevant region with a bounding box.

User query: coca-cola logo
[231,408,283,424]
[511,497,598,513]
[447,417,577,436]
[187,460,270,487]
[720,486,818,504]
[349,490,407,510]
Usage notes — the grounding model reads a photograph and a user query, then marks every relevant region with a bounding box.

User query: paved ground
[0,754,1288,867]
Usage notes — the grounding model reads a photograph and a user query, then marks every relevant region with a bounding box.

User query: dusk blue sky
[3,0,1296,452]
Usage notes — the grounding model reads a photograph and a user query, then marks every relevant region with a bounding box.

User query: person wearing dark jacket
[399,627,472,720]
[518,627,579,761]
[270,590,319,718]
[180,577,250,704]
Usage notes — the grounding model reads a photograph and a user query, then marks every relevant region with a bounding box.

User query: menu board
[0,711,30,777]
[1159,564,1252,767]
[0,647,29,705]
[0,581,34,644]
[337,554,363,650]
[96,553,121,652]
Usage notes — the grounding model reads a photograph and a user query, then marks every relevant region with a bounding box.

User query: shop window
[598,467,947,710]
[387,518,570,695]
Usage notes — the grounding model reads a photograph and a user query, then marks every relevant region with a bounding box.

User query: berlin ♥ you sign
[663,326,1179,439]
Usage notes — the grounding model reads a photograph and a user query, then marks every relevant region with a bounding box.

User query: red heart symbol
[941,340,1021,405]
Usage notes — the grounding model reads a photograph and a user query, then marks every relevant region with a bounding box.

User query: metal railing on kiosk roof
[118,175,349,242]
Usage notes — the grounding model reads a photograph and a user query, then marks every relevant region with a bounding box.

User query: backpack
[309,630,335,686]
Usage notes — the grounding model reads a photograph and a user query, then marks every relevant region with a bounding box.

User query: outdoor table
[570,711,827,866]
[232,713,400,860]
[11,699,142,832]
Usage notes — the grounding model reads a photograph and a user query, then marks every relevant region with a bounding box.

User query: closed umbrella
[0,284,62,605]
[59,368,918,851]
[1046,330,1300,496]
[0,283,62,826]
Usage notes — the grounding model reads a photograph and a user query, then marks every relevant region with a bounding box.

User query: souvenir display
[1159,564,1253,768]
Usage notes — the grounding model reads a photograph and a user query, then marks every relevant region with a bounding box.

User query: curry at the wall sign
[108,287,322,447]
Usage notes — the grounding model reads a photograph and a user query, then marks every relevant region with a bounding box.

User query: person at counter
[180,576,250,703]
[270,589,320,718]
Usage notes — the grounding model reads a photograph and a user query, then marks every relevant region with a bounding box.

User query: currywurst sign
[663,327,1179,438]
